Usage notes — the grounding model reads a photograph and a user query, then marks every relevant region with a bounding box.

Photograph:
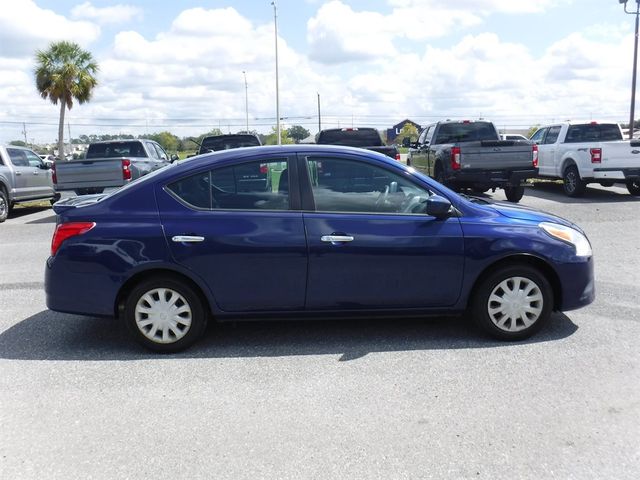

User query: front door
[301,154,465,309]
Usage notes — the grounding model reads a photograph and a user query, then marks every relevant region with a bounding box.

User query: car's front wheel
[124,275,208,352]
[0,188,8,223]
[471,265,553,341]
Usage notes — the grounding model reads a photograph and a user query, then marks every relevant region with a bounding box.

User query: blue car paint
[45,145,594,321]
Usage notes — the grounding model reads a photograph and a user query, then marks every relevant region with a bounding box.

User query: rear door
[158,153,308,312]
[300,153,465,309]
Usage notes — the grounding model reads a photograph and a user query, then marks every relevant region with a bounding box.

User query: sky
[0,0,636,144]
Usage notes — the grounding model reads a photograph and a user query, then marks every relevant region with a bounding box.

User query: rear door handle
[321,235,354,243]
[172,235,205,243]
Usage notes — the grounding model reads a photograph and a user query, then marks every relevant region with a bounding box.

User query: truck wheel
[471,264,553,341]
[0,188,8,223]
[626,179,640,196]
[562,165,586,197]
[504,185,525,203]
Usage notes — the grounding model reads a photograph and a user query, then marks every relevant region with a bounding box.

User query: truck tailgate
[55,158,125,189]
[460,141,533,170]
[601,141,640,169]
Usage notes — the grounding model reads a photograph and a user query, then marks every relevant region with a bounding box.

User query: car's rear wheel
[471,265,553,341]
[563,165,586,197]
[626,179,640,196]
[124,276,208,352]
[504,185,525,203]
[0,188,8,223]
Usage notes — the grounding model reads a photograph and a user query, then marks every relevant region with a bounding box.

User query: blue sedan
[45,145,595,352]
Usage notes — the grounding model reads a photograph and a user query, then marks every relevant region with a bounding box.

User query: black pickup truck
[407,120,538,202]
[316,128,400,161]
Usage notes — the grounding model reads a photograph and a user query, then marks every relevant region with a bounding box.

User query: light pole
[242,70,249,133]
[271,1,281,145]
[619,0,640,139]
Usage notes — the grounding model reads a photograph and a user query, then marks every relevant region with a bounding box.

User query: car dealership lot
[0,183,639,479]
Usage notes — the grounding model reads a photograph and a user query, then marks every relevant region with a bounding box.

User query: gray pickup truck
[53,139,176,195]
[407,120,538,202]
[316,128,400,161]
[0,145,59,222]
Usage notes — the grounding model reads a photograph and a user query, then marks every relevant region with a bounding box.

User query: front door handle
[172,235,205,243]
[321,235,354,243]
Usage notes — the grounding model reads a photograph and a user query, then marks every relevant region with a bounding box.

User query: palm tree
[35,41,98,160]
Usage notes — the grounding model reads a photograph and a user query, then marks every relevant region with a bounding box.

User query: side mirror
[401,137,411,148]
[426,195,452,219]
[170,154,179,162]
[40,161,51,170]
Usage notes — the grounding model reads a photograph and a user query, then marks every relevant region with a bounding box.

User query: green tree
[35,41,98,160]
[288,125,310,143]
[527,125,540,138]
[146,131,180,152]
[9,140,27,147]
[395,124,419,145]
[263,126,294,145]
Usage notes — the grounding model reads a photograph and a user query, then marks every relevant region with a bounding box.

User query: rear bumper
[448,168,538,187]
[591,168,640,181]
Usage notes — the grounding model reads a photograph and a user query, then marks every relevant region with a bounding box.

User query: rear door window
[166,159,289,211]
[543,126,561,144]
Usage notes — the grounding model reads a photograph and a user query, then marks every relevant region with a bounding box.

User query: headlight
[539,222,592,257]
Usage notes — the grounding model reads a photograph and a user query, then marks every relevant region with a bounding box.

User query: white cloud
[0,0,99,58]
[71,2,143,25]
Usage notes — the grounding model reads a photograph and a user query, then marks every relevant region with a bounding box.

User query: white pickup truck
[530,122,640,197]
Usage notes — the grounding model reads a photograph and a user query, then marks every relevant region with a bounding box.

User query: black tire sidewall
[504,185,524,203]
[472,265,553,341]
[563,166,585,197]
[0,189,8,222]
[626,180,640,196]
[123,276,207,352]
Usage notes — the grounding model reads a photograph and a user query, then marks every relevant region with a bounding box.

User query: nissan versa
[45,145,595,352]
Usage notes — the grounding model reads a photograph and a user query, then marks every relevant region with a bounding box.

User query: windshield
[317,129,383,147]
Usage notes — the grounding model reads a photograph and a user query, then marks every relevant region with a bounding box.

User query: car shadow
[9,206,53,220]
[0,310,578,362]
[526,182,639,204]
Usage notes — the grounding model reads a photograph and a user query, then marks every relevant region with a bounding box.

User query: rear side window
[166,159,289,211]
[565,124,623,143]
[7,148,29,167]
[433,122,498,144]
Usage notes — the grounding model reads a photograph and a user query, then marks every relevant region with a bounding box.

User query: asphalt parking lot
[0,182,639,479]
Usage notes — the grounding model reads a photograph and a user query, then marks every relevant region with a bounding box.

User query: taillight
[590,148,602,163]
[451,146,461,171]
[51,163,57,184]
[259,163,268,174]
[532,144,539,168]
[122,159,131,180]
[395,153,401,162]
[50,222,96,256]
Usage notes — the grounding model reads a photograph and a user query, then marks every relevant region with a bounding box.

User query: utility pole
[243,71,249,133]
[22,123,27,145]
[271,1,281,145]
[619,0,640,138]
[317,93,321,133]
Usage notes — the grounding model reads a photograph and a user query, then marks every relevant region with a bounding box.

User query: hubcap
[487,276,543,332]
[135,288,192,344]
[0,196,6,218]
[565,171,576,192]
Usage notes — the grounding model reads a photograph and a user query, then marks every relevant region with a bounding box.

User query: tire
[562,165,586,197]
[434,164,446,185]
[0,188,8,223]
[471,265,553,341]
[626,179,640,196]
[504,185,525,203]
[123,275,208,352]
